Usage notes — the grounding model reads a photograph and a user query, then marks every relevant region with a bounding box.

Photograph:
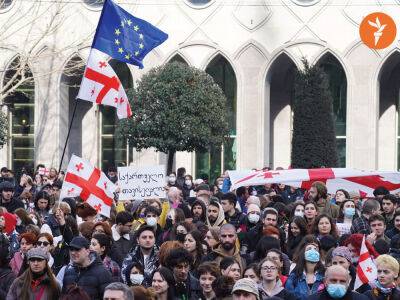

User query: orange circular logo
[359,12,397,50]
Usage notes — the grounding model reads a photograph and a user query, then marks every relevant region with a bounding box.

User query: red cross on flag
[77,48,132,119]
[354,235,377,289]
[60,154,116,217]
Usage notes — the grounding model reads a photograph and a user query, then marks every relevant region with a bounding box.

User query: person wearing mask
[62,236,112,299]
[239,204,261,237]
[285,235,325,300]
[90,233,121,283]
[167,172,177,187]
[166,248,201,299]
[0,181,23,213]
[308,181,340,220]
[121,225,159,287]
[308,265,368,300]
[336,199,357,236]
[151,267,176,300]
[7,248,61,300]
[107,166,118,184]
[258,257,295,300]
[143,206,163,246]
[363,254,400,299]
[381,194,397,231]
[110,211,135,266]
[203,224,247,272]
[123,262,144,287]
[351,199,381,235]
[221,192,245,230]
[182,174,195,200]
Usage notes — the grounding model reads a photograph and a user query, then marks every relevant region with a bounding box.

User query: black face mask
[176,233,186,243]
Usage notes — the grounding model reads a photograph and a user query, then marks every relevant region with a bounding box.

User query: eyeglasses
[261,266,277,272]
[37,241,50,247]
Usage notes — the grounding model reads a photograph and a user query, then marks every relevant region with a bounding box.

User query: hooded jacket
[121,244,159,287]
[62,251,112,300]
[206,201,226,229]
[191,200,207,223]
[202,243,247,272]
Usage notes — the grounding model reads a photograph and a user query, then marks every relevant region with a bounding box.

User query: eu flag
[92,0,168,68]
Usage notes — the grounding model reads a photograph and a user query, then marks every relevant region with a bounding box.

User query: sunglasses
[37,241,50,247]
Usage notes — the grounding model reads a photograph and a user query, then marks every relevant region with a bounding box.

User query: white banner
[117,165,166,200]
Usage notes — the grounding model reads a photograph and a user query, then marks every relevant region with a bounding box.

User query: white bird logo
[368,17,387,46]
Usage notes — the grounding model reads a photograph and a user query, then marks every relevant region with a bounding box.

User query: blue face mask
[344,207,355,218]
[304,248,320,263]
[326,284,347,298]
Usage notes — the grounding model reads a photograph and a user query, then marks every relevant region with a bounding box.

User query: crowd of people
[0,164,400,300]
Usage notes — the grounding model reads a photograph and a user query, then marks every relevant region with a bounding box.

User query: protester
[232,278,260,300]
[103,282,134,300]
[151,267,175,300]
[197,262,220,300]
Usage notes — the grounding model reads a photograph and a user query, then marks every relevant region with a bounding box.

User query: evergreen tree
[0,111,7,149]
[118,62,229,173]
[291,59,338,168]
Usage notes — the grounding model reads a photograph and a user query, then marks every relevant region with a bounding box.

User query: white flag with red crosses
[60,154,116,217]
[355,235,377,289]
[77,48,132,119]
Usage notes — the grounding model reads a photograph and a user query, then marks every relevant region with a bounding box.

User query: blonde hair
[376,254,400,275]
[51,201,71,215]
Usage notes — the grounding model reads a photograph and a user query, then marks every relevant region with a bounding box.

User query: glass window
[318,54,347,167]
[196,55,237,182]
[3,58,35,176]
[100,59,132,170]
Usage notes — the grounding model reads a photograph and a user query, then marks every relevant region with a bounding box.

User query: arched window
[317,53,347,167]
[100,59,133,170]
[3,57,35,175]
[196,55,237,182]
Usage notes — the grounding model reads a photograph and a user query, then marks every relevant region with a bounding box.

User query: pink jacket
[9,252,23,275]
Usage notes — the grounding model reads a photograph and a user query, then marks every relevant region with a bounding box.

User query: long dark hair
[186,230,204,268]
[310,214,339,239]
[292,235,325,278]
[152,267,176,299]
[19,263,60,300]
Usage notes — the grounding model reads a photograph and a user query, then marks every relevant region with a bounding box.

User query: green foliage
[291,59,338,168]
[118,62,229,164]
[0,110,8,149]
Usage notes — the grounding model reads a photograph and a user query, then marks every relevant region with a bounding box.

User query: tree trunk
[167,151,175,174]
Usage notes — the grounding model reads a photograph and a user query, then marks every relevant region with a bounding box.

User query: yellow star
[134,25,139,31]
[139,43,144,49]
[139,33,144,40]
[118,48,124,54]
[125,54,131,60]
[115,39,120,45]
[115,28,121,35]
[127,19,132,26]
[134,51,140,56]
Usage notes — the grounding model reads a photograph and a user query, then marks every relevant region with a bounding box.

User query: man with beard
[206,201,226,228]
[202,224,247,272]
[309,181,340,220]
[121,225,159,287]
[190,199,207,223]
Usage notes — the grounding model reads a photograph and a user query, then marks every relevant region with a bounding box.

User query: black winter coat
[0,267,15,300]
[307,290,369,300]
[62,252,112,300]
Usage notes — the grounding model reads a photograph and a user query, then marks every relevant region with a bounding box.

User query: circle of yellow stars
[114,18,145,60]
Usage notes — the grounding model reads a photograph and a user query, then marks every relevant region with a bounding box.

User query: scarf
[31,272,46,290]
[374,279,395,295]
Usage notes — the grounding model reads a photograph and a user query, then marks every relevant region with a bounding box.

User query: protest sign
[118,165,166,200]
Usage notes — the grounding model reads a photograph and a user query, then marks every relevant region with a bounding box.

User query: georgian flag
[228,168,400,197]
[354,235,377,289]
[77,48,132,119]
[60,154,116,217]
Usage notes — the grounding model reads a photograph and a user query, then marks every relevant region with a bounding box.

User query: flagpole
[58,100,79,174]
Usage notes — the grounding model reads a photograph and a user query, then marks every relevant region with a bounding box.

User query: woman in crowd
[90,233,121,283]
[92,221,112,238]
[7,248,61,300]
[259,257,295,300]
[333,189,350,205]
[291,202,305,219]
[336,199,357,235]
[266,248,289,281]
[33,191,51,224]
[10,232,36,276]
[151,267,175,300]
[124,262,144,287]
[310,214,339,240]
[204,228,220,249]
[243,263,260,284]
[304,202,319,228]
[364,254,400,299]
[285,235,325,300]
[197,262,220,300]
[183,230,204,275]
[220,257,241,283]
[14,208,34,234]
[286,216,308,260]
[182,174,195,200]
[36,233,55,268]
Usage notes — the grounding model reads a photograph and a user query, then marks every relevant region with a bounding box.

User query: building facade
[1,0,400,180]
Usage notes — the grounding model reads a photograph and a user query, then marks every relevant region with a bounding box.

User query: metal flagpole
[58,100,79,174]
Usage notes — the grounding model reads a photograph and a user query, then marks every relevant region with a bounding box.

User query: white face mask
[146,217,157,227]
[248,213,260,224]
[169,176,176,184]
[294,211,304,218]
[130,273,144,285]
[185,180,192,186]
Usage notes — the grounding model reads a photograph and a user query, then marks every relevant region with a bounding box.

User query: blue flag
[92,0,168,68]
